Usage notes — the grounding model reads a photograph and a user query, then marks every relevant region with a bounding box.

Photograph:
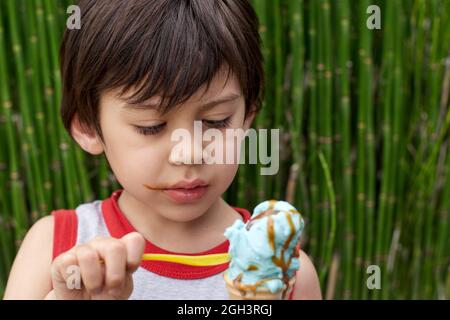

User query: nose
[168,122,205,165]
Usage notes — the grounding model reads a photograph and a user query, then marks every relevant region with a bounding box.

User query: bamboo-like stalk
[306,0,320,271]
[331,2,344,298]
[398,0,425,298]
[390,16,410,300]
[33,0,65,210]
[335,0,354,299]
[409,0,433,298]
[252,0,271,202]
[353,0,373,299]
[316,0,333,285]
[382,0,406,299]
[285,0,309,214]
[24,0,52,217]
[318,150,337,294]
[392,0,423,298]
[417,0,440,298]
[272,0,284,200]
[374,0,395,300]
[361,1,376,301]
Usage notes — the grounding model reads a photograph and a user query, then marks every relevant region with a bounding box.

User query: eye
[134,123,166,136]
[203,116,232,129]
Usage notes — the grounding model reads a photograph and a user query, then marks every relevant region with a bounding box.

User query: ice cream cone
[224,272,296,300]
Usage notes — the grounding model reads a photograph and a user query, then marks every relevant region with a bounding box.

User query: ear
[70,114,104,155]
[242,106,257,131]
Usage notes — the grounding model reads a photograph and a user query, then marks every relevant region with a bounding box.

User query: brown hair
[60,0,264,143]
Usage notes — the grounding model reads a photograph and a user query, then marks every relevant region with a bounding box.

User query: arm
[291,250,322,300]
[3,215,54,299]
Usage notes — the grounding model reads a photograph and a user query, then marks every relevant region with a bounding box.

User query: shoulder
[3,215,54,299]
[291,250,322,300]
[29,214,55,236]
[16,215,54,251]
[16,215,55,255]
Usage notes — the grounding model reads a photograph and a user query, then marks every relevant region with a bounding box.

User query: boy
[4,0,321,300]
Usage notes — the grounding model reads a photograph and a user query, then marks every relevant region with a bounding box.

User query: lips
[144,179,209,204]
[163,185,208,204]
[166,179,208,190]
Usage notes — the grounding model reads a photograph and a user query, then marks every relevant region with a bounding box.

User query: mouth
[166,179,209,190]
[162,185,209,204]
[143,179,209,204]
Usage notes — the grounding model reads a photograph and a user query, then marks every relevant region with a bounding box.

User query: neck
[117,189,231,252]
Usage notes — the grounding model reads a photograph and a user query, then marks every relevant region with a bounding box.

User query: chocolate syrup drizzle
[232,200,301,298]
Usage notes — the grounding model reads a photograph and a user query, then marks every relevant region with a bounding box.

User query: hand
[49,232,145,300]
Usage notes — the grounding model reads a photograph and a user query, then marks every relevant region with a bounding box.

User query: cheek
[210,162,239,192]
[107,155,158,192]
[103,137,167,189]
[201,129,245,187]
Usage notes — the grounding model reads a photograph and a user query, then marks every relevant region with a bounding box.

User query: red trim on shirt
[101,189,252,279]
[51,209,78,261]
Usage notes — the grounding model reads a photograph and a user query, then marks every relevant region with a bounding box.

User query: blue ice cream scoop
[224,200,305,294]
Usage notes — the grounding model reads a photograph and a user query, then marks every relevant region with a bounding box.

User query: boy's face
[72,68,255,222]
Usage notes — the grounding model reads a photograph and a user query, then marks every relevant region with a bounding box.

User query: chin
[165,212,206,223]
[165,203,210,221]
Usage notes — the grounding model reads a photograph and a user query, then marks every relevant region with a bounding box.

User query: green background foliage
[0,0,449,299]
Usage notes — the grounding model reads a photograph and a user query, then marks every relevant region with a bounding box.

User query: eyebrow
[122,93,242,112]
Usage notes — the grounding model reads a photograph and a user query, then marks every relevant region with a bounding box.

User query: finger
[76,244,104,295]
[121,232,146,273]
[51,249,81,297]
[95,239,127,297]
[51,249,78,285]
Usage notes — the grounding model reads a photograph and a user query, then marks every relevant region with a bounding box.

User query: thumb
[120,232,146,273]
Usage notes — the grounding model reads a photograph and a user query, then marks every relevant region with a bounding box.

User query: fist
[49,232,145,300]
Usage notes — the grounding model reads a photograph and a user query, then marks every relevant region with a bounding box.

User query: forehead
[109,67,243,113]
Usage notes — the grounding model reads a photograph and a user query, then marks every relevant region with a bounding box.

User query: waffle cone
[224,272,296,300]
